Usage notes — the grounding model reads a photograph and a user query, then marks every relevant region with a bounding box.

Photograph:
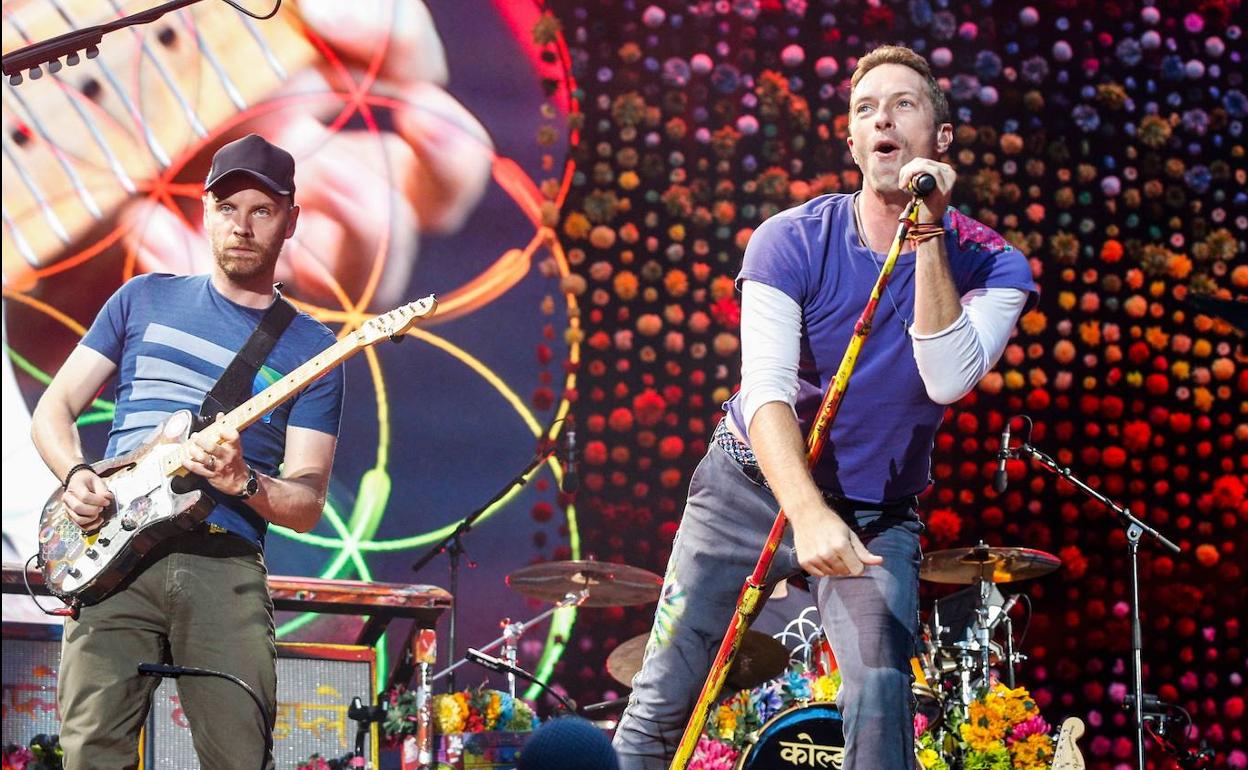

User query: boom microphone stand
[138,663,271,770]
[400,441,560,693]
[1002,417,1181,770]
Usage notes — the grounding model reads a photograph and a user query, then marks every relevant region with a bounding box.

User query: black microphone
[560,428,579,494]
[466,647,526,678]
[992,418,1012,493]
[908,172,937,198]
[465,648,578,713]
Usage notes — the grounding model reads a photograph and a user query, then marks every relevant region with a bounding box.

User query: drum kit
[468,542,1060,765]
[918,542,1062,710]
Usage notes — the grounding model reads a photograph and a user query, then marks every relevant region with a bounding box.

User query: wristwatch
[239,465,260,500]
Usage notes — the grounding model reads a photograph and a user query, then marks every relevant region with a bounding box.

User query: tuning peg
[8,73,22,86]
[86,45,99,59]
[389,334,405,344]
[28,66,43,80]
[48,59,63,74]
[66,52,81,66]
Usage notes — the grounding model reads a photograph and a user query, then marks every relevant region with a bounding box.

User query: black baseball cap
[204,133,296,199]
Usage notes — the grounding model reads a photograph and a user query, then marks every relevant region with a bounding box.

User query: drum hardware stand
[973,561,993,697]
[430,590,589,695]
[1001,613,1015,688]
[347,694,390,769]
[1004,425,1180,770]
[404,442,560,693]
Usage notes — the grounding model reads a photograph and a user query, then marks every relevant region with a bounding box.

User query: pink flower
[3,745,35,770]
[689,736,740,770]
[914,711,930,738]
[1008,714,1051,742]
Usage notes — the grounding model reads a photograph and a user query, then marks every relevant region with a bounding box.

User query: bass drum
[737,703,844,770]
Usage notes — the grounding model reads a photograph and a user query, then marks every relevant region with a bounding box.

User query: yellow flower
[917,748,942,769]
[432,693,468,733]
[715,703,737,739]
[1009,733,1055,770]
[485,691,502,728]
[960,700,1009,751]
[813,675,839,702]
[960,720,1005,753]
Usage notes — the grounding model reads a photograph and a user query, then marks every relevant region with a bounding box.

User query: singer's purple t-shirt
[724,193,1036,503]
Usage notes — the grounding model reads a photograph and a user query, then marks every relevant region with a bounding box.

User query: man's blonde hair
[850,45,951,126]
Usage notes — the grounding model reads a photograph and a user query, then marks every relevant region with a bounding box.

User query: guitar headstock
[357,295,438,346]
[1051,716,1086,770]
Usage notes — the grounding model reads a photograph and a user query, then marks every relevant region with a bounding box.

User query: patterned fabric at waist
[711,418,919,512]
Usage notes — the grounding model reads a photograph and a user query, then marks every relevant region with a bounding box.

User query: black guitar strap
[198,284,297,424]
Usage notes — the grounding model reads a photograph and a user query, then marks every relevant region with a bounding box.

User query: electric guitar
[36,295,437,607]
[1051,716,1087,770]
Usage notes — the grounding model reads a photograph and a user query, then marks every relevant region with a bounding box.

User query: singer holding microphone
[614,46,1037,769]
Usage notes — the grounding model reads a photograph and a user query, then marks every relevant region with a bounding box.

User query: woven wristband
[63,462,94,489]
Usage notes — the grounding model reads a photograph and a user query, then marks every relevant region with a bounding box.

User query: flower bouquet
[690,664,842,770]
[382,686,538,770]
[916,682,1055,770]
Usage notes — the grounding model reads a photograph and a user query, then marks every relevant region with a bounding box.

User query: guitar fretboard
[155,296,435,478]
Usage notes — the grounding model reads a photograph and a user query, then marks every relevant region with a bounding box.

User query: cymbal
[606,630,790,691]
[920,544,1061,584]
[506,560,662,607]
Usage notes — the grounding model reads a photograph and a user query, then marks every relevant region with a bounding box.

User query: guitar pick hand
[63,470,113,531]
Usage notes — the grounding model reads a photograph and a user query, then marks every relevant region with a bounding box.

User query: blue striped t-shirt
[81,273,344,547]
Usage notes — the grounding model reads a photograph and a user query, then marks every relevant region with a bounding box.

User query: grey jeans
[613,444,921,770]
[58,528,277,770]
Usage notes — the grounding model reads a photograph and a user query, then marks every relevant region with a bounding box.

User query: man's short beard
[214,246,280,281]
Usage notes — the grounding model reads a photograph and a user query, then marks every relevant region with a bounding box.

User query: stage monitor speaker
[1,624,62,746]
[0,624,377,768]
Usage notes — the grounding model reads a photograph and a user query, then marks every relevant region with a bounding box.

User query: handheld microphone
[992,418,1012,493]
[908,172,937,198]
[560,428,579,494]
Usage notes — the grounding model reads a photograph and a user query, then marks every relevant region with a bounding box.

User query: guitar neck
[153,295,435,478]
[2,0,316,282]
[158,332,361,477]
[224,333,361,435]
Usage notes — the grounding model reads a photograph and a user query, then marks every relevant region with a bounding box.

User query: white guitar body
[38,410,211,604]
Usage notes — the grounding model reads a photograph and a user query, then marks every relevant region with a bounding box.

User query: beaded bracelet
[63,462,94,490]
